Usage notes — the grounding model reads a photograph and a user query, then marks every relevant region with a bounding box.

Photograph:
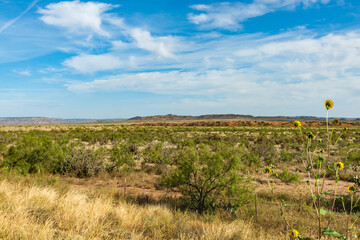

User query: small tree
[163,144,252,214]
[109,144,135,172]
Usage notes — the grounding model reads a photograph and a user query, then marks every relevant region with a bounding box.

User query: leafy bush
[280,151,293,162]
[162,144,252,214]
[244,153,261,167]
[344,150,360,165]
[3,133,70,174]
[59,148,106,178]
[109,144,135,172]
[2,132,106,177]
[276,167,300,183]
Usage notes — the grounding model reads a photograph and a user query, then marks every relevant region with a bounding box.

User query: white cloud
[66,70,253,94]
[111,40,132,50]
[188,0,333,30]
[13,70,31,76]
[38,1,180,60]
[64,30,360,117]
[188,13,209,24]
[38,0,115,37]
[235,32,360,78]
[65,67,359,117]
[129,28,177,58]
[63,54,122,74]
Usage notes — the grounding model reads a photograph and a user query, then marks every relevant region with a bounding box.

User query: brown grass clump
[0,179,277,240]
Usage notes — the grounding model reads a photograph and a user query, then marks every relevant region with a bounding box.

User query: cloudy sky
[0,0,359,118]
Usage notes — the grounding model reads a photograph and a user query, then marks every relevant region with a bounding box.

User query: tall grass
[0,178,277,240]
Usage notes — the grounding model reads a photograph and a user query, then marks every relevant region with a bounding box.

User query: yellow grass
[0,179,278,240]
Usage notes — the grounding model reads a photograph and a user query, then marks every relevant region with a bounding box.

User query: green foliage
[59,147,106,178]
[280,151,294,162]
[251,135,278,164]
[244,153,261,167]
[109,144,135,172]
[344,150,360,165]
[276,167,300,183]
[2,131,106,177]
[3,132,70,175]
[162,144,252,214]
[322,228,346,239]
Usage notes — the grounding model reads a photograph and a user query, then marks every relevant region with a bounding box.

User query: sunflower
[293,121,301,128]
[289,229,299,239]
[265,166,273,174]
[336,161,344,170]
[348,185,356,193]
[333,118,340,125]
[307,132,315,139]
[324,99,334,110]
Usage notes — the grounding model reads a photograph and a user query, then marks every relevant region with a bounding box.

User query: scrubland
[0,120,359,239]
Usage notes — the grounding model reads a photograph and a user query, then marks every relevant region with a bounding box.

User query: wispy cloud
[188,0,333,30]
[13,69,31,76]
[0,0,39,34]
[37,1,181,73]
[65,29,360,117]
[129,28,178,59]
[63,54,122,74]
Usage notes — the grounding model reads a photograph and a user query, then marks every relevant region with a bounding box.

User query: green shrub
[276,167,300,183]
[244,153,261,167]
[162,144,252,214]
[280,151,293,162]
[59,148,106,178]
[2,132,106,177]
[3,133,70,175]
[344,150,360,165]
[109,144,135,172]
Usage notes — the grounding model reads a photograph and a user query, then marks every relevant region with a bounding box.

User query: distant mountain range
[128,114,360,122]
[0,115,358,125]
[0,117,125,125]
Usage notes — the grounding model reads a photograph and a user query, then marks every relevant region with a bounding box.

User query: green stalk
[327,169,338,227]
[346,194,354,239]
[326,110,330,162]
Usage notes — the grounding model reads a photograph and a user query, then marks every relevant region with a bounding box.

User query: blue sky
[0,0,359,118]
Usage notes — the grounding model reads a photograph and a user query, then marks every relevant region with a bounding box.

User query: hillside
[128,114,360,122]
[0,115,358,125]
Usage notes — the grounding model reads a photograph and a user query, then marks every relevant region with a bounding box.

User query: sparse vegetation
[0,112,358,239]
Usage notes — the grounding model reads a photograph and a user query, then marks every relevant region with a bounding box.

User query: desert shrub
[251,134,278,164]
[239,136,250,148]
[79,132,97,143]
[280,151,294,162]
[344,150,360,165]
[252,143,277,165]
[0,132,12,145]
[3,133,70,175]
[276,167,300,183]
[108,144,135,172]
[108,132,125,144]
[0,144,7,155]
[59,147,106,178]
[244,152,261,167]
[177,139,196,149]
[162,144,252,214]
[143,142,172,165]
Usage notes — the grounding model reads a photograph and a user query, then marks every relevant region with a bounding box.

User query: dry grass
[0,178,278,240]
